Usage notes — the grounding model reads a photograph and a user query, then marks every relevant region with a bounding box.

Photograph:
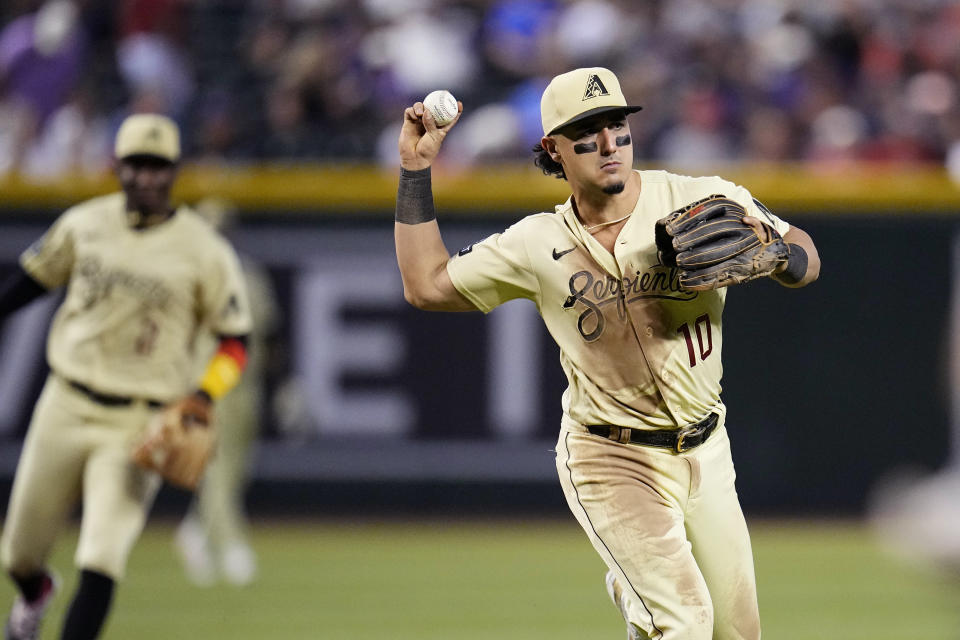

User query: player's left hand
[655,195,790,290]
[398,101,463,171]
[131,392,216,490]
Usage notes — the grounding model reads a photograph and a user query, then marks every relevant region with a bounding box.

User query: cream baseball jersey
[20,193,252,401]
[447,170,789,429]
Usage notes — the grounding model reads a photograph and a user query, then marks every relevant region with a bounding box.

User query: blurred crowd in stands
[1,0,960,179]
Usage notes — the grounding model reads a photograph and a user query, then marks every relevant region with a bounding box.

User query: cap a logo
[146,127,161,140]
[221,294,241,318]
[582,74,610,101]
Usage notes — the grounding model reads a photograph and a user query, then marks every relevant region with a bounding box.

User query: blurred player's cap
[114,113,180,163]
[541,67,642,136]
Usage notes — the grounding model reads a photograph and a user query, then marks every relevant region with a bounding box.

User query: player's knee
[712,589,761,640]
[658,605,714,640]
[713,614,761,640]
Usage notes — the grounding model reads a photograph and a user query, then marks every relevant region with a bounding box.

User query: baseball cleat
[174,517,216,587]
[220,542,257,587]
[4,572,58,640]
[604,570,643,640]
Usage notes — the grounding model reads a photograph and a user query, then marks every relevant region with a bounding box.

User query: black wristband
[778,245,808,284]
[395,167,436,225]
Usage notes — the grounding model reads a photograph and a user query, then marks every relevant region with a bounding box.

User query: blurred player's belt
[67,379,164,410]
[587,412,719,453]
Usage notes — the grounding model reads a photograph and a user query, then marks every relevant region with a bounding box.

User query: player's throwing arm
[394,92,475,312]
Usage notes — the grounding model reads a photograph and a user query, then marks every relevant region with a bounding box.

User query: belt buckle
[675,424,704,453]
[608,426,632,445]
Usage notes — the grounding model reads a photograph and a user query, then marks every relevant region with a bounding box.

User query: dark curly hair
[532,143,566,180]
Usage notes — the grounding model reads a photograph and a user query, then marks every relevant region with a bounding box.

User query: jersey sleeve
[19,211,76,289]
[200,238,253,337]
[726,182,791,237]
[445,221,540,313]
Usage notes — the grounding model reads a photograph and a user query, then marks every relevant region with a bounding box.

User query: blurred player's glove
[655,194,789,290]
[131,393,215,490]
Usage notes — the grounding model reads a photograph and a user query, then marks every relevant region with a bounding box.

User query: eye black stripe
[573,142,598,154]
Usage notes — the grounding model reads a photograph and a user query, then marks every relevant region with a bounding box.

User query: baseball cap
[540,67,642,136]
[114,113,181,163]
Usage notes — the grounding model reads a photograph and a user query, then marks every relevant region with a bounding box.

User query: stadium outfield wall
[0,164,957,515]
[0,163,959,215]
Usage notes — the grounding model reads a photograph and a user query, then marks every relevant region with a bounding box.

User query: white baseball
[423,90,458,126]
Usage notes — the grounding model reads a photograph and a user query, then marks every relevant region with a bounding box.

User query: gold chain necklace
[583,212,632,233]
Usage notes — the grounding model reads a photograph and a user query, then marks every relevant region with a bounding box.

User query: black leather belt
[67,379,164,410]
[587,412,719,453]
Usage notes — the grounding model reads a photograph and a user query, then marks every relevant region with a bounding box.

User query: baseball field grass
[6,517,958,640]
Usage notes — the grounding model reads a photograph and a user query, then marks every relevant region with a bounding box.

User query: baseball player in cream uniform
[0,114,252,640]
[394,68,820,639]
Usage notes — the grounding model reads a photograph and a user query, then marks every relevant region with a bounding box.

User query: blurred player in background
[868,236,960,573]
[393,68,819,639]
[174,198,279,587]
[0,113,251,640]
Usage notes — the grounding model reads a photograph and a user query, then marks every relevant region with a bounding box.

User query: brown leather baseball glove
[131,393,215,490]
[655,194,790,290]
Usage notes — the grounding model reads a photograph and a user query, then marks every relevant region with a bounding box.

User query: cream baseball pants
[556,416,761,640]
[1,375,162,581]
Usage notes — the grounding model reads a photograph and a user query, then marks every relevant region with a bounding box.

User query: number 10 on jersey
[677,314,713,367]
